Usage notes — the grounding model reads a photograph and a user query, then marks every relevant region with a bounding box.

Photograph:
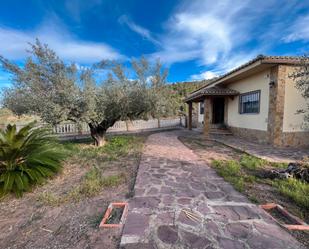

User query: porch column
[203,98,211,135]
[188,102,192,130]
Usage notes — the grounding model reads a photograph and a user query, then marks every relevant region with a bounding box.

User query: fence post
[125,120,129,131]
[157,118,161,128]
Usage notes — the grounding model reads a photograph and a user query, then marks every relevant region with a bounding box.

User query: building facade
[185,56,309,147]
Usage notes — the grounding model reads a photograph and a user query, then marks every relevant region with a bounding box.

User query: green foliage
[0,41,168,127]
[212,157,309,208]
[102,136,133,159]
[73,167,123,198]
[0,122,65,197]
[240,155,265,170]
[163,81,208,115]
[273,178,309,210]
[211,159,244,192]
[212,159,241,176]
[72,135,136,161]
[289,55,309,124]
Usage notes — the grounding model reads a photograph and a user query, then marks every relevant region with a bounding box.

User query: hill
[164,80,211,116]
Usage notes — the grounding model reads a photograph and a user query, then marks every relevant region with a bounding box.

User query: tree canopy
[290,55,309,124]
[0,40,170,145]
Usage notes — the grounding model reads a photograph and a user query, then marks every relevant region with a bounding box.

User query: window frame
[238,90,261,114]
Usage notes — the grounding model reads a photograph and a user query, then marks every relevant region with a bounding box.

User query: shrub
[0,122,65,197]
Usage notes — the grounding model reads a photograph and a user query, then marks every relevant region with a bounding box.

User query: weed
[64,135,140,162]
[243,175,256,183]
[211,159,244,192]
[37,192,61,206]
[270,161,288,169]
[249,195,259,203]
[240,154,265,170]
[273,178,309,210]
[67,168,124,201]
[88,212,105,228]
[37,135,144,206]
[102,174,124,187]
[227,176,245,192]
[38,168,124,205]
[212,160,241,177]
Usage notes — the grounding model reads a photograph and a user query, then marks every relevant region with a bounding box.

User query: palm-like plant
[0,122,65,197]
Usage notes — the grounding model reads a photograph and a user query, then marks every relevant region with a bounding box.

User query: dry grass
[0,133,146,249]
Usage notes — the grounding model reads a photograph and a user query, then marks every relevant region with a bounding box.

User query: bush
[0,122,65,197]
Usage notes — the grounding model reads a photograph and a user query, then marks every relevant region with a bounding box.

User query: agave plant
[0,122,65,197]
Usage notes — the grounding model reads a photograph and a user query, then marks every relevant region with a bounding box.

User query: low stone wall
[228,126,269,144]
[281,131,309,147]
[229,126,309,148]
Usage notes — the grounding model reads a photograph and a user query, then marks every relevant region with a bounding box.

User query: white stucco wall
[226,70,270,131]
[283,66,308,132]
[197,70,270,130]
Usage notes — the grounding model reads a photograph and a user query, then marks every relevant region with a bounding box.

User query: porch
[185,86,239,135]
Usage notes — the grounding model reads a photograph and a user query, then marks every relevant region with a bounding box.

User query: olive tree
[290,55,309,124]
[0,40,169,146]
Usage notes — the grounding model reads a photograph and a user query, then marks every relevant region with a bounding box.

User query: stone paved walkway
[210,134,309,163]
[120,131,304,249]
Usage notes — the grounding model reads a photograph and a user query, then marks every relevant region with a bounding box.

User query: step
[209,129,233,135]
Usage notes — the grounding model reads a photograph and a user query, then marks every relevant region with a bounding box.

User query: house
[185,55,309,147]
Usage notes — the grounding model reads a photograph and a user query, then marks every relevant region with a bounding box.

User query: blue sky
[0,0,309,87]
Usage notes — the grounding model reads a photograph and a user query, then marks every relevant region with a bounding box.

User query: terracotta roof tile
[185,55,308,102]
[185,86,239,102]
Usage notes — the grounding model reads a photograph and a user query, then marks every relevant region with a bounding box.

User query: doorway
[212,97,225,124]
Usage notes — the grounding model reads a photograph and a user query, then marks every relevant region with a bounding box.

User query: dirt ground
[179,136,309,248]
[0,135,146,249]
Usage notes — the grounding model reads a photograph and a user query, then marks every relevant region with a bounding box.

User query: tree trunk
[88,123,107,147]
[88,117,120,146]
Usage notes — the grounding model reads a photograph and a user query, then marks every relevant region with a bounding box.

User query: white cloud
[119,15,160,45]
[148,0,308,71]
[0,19,124,63]
[189,51,260,81]
[283,14,309,43]
[65,0,102,22]
[149,0,252,66]
[190,71,218,80]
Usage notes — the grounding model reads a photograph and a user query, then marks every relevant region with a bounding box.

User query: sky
[0,0,309,87]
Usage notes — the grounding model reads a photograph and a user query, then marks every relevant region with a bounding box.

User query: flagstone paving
[210,134,309,163]
[120,131,305,249]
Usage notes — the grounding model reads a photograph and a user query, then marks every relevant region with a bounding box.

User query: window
[239,90,260,114]
[200,102,204,114]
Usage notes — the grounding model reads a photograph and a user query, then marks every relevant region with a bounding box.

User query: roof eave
[185,92,239,103]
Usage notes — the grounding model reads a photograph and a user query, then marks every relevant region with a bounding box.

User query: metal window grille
[239,91,260,114]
